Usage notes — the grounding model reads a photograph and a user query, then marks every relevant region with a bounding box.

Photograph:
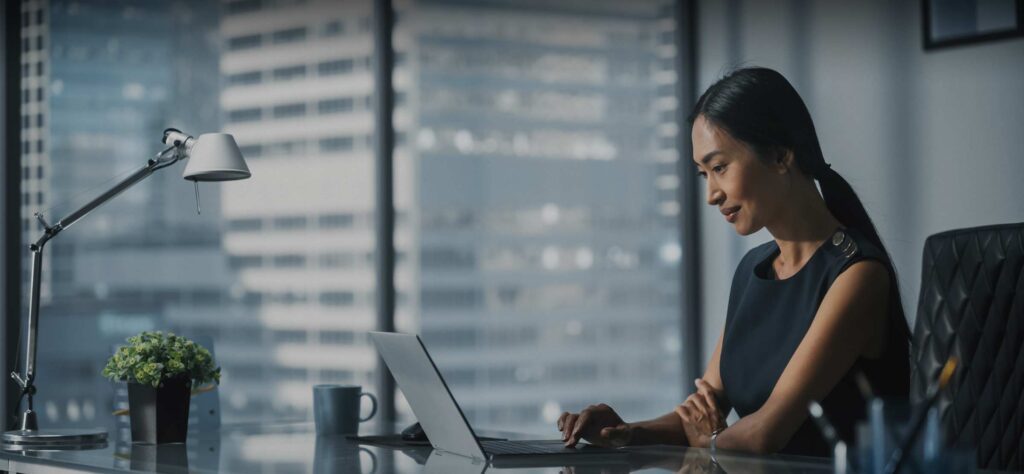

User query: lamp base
[2,428,108,451]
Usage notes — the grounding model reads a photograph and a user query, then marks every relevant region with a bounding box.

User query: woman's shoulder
[820,227,890,280]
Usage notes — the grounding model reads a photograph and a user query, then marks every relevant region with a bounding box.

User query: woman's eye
[713,165,726,174]
[697,171,707,179]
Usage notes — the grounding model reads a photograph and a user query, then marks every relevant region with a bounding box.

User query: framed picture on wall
[923,0,1024,49]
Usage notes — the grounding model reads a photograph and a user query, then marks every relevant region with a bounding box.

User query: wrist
[709,428,723,451]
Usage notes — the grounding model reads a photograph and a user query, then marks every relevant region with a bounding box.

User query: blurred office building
[17,0,227,431]
[218,0,682,432]
[18,0,684,436]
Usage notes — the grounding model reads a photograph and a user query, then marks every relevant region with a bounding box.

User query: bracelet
[710,428,723,453]
[709,428,723,466]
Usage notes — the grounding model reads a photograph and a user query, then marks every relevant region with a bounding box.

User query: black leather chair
[910,222,1024,470]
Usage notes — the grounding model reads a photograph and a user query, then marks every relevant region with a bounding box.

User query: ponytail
[816,168,886,257]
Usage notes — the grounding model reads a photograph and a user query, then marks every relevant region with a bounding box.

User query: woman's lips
[722,206,740,223]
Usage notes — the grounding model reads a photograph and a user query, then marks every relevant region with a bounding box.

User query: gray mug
[313,385,378,435]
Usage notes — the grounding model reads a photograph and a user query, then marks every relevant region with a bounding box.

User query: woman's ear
[772,148,795,174]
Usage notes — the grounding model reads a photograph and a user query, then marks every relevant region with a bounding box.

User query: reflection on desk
[0,422,845,473]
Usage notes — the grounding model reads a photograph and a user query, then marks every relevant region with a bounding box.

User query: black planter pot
[127,377,192,444]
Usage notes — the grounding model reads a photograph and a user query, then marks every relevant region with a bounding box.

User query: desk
[0,422,968,473]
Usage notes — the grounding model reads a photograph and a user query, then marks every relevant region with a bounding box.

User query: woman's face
[691,115,786,236]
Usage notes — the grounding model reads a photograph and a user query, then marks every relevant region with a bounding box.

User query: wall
[695,0,1024,369]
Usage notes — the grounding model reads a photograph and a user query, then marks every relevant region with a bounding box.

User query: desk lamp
[3,129,251,449]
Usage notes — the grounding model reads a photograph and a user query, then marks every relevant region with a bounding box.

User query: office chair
[909,222,1024,470]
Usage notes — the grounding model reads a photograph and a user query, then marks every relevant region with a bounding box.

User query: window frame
[0,0,702,431]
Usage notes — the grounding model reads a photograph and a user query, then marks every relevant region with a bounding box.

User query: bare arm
[701,328,732,415]
[560,331,731,447]
[699,260,890,453]
[626,411,690,445]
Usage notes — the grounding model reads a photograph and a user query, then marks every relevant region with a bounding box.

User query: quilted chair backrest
[910,223,1024,470]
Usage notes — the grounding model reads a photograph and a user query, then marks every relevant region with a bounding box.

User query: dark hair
[690,67,908,327]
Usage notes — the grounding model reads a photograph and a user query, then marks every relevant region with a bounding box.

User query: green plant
[103,331,220,388]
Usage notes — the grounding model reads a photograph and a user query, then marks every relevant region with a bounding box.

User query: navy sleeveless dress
[719,228,910,457]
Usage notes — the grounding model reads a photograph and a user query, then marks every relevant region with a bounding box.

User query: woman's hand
[558,403,632,448]
[675,379,728,448]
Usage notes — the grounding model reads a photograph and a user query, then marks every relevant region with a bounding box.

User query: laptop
[370,331,626,463]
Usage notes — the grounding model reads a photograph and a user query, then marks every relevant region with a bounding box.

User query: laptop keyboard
[482,440,605,456]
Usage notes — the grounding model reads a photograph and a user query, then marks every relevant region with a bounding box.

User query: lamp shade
[182,133,251,181]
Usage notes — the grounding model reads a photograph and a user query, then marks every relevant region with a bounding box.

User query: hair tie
[816,162,834,180]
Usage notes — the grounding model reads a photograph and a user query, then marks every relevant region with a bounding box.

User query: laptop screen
[370,332,487,460]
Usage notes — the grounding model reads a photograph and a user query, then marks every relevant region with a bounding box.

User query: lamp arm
[10,146,181,428]
[44,146,179,241]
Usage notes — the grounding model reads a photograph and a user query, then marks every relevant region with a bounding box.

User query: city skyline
[18,0,686,441]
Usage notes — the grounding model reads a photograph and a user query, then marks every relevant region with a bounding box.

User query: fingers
[561,413,579,442]
[685,393,712,422]
[675,403,693,425]
[694,379,724,427]
[558,411,570,432]
[694,379,719,410]
[567,408,593,447]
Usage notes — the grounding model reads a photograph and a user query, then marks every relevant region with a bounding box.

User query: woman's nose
[706,182,724,206]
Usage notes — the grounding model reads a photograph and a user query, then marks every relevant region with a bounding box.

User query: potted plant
[103,331,220,444]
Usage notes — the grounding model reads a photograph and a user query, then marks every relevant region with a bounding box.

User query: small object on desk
[347,422,506,448]
[882,356,958,474]
[808,400,849,474]
[401,422,427,442]
[312,385,378,435]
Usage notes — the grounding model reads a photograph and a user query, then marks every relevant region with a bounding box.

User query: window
[229,255,263,270]
[272,27,307,44]
[238,144,263,159]
[319,369,352,382]
[421,247,476,269]
[318,213,354,228]
[319,136,353,152]
[324,20,344,37]
[228,108,262,123]
[317,59,353,76]
[420,288,482,310]
[318,97,354,114]
[265,140,307,156]
[16,0,685,434]
[273,216,308,230]
[272,65,307,81]
[272,103,307,118]
[228,34,262,51]
[272,254,307,268]
[319,252,356,268]
[228,218,263,232]
[319,291,355,306]
[274,330,307,343]
[227,71,262,86]
[319,331,356,346]
[226,0,262,15]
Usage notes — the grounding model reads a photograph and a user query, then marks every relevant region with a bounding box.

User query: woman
[556,67,910,457]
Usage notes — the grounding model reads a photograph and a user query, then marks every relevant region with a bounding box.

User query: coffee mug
[313,385,378,435]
